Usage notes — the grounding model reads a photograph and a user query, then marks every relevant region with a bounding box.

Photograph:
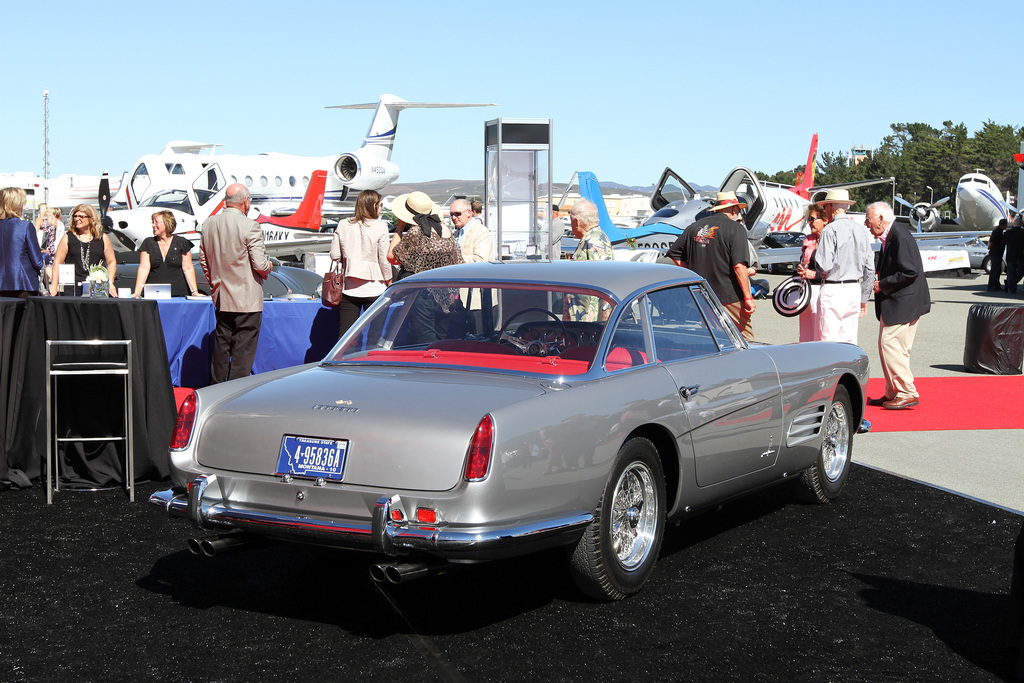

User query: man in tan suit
[200,184,272,383]
[450,198,492,262]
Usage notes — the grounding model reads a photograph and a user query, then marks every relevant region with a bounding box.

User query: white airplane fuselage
[955,172,1008,231]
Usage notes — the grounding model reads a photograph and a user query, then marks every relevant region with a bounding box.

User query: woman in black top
[49,204,117,296]
[132,210,199,297]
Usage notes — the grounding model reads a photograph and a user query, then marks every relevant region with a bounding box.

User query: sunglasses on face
[450,211,464,218]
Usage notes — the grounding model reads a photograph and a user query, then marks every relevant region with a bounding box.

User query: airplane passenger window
[302,176,309,186]
[275,176,283,187]
[244,176,253,186]
[289,176,296,187]
[260,176,268,187]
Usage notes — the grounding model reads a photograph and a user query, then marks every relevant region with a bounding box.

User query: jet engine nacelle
[332,150,400,191]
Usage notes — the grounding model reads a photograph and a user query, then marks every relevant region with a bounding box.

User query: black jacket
[874,223,931,326]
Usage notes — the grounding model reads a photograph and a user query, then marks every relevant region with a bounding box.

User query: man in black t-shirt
[667,191,756,340]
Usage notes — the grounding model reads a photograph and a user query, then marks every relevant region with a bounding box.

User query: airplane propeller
[98,171,112,233]
[894,195,949,232]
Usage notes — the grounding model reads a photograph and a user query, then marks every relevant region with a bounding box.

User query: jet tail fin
[325,94,496,161]
[256,170,326,231]
[789,133,818,200]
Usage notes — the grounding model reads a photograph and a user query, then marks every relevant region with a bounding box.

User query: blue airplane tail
[577,172,634,243]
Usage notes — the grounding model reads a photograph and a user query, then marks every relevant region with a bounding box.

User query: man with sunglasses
[449,198,492,262]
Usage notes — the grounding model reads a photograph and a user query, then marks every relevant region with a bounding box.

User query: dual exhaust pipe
[369,561,448,585]
[187,533,268,558]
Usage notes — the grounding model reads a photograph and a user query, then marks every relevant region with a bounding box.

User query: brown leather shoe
[883,396,919,410]
[866,397,892,407]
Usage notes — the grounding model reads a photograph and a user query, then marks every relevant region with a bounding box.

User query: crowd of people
[1,182,1013,399]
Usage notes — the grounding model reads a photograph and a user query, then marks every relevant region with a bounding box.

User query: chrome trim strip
[150,488,594,557]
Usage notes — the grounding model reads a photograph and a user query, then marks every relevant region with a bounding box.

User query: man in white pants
[814,189,874,345]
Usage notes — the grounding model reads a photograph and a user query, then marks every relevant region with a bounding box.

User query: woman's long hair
[71,204,103,240]
[352,190,382,224]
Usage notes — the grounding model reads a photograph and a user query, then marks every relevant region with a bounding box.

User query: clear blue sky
[4,0,1022,189]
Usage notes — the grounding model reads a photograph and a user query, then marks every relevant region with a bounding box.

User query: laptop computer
[143,283,172,299]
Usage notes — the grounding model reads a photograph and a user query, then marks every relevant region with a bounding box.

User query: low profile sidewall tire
[569,437,666,601]
[797,384,853,503]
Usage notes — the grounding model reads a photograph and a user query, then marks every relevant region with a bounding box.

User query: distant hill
[388,178,717,202]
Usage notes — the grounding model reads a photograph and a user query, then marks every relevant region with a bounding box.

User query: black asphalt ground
[1,465,1020,682]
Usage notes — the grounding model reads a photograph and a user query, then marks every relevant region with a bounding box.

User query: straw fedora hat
[821,189,856,206]
[708,191,748,212]
[391,191,442,224]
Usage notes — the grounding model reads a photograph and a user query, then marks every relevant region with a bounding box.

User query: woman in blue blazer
[0,187,43,298]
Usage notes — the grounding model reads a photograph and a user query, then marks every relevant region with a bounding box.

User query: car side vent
[787,404,826,447]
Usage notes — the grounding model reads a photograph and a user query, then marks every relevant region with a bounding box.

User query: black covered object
[7,297,176,486]
[963,302,1024,374]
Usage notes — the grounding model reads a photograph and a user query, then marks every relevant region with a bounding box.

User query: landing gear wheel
[569,437,665,600]
[796,384,853,503]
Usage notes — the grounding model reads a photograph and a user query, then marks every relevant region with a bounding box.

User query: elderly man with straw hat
[813,188,875,345]
[668,191,756,340]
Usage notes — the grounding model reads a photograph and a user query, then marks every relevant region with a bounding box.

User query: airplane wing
[807,177,895,195]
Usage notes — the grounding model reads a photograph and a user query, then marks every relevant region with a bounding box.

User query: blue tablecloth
[156,299,340,387]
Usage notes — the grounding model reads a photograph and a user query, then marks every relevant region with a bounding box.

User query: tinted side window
[647,287,720,362]
[690,285,738,349]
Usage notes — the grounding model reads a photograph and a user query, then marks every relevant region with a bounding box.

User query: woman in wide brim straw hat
[386,190,464,343]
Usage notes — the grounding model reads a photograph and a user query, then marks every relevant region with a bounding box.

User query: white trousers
[818,282,860,345]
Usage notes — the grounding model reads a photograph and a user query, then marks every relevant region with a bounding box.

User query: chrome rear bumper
[149,476,593,560]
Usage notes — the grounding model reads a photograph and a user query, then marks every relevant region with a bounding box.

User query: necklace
[78,234,92,270]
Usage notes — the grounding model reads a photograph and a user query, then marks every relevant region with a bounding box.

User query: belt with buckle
[825,279,859,284]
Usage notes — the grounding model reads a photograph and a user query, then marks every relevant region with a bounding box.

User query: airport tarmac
[754,269,1024,515]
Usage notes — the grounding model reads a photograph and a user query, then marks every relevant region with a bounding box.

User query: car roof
[399,261,702,301]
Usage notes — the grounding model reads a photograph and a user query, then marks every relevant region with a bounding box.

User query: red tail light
[464,415,494,481]
[170,391,197,450]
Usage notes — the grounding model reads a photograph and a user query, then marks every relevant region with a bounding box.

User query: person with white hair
[449,198,492,262]
[864,201,930,410]
[568,199,612,261]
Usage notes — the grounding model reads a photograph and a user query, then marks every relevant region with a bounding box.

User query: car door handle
[679,385,699,400]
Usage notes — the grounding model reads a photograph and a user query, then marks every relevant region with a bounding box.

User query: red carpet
[865,376,1024,432]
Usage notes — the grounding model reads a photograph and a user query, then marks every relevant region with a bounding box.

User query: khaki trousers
[722,300,754,341]
[878,318,919,400]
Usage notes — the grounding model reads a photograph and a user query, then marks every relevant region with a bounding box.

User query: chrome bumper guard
[149,482,594,560]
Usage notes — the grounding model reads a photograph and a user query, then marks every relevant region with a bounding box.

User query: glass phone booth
[484,119,555,260]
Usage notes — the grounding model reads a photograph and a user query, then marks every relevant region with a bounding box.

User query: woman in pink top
[796,203,827,341]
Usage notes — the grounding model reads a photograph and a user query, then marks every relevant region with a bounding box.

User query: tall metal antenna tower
[43,89,50,204]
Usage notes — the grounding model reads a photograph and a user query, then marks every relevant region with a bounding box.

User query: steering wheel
[498,308,571,356]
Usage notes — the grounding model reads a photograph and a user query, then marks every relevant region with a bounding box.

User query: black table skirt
[6,297,176,487]
[0,298,28,487]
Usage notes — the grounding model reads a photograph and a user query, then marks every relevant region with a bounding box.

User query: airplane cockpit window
[139,189,194,215]
[170,164,185,175]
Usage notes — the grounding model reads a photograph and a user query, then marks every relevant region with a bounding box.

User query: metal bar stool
[45,340,134,504]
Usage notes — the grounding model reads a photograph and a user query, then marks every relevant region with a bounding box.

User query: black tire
[796,384,853,504]
[569,437,666,600]
[982,256,991,274]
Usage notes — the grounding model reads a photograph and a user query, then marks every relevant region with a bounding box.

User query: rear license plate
[276,435,348,481]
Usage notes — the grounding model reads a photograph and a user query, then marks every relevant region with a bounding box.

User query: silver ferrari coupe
[151,261,869,600]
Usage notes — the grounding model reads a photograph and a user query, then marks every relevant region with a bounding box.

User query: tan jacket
[200,208,272,312]
[459,218,493,263]
[329,218,390,282]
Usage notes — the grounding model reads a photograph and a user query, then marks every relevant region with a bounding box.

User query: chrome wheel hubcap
[822,401,850,482]
[610,462,658,569]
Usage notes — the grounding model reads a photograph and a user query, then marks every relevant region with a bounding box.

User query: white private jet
[112,94,495,215]
[0,171,122,213]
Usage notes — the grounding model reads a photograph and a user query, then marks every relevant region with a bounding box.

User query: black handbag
[321,259,343,307]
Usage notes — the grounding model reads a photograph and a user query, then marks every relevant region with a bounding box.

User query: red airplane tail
[789,133,818,200]
[256,170,327,231]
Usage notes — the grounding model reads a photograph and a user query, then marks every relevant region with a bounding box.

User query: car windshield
[326,282,618,375]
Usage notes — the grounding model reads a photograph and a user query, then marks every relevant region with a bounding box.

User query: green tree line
[756,121,1024,215]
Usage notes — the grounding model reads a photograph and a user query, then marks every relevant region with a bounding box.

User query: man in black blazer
[865,202,931,410]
